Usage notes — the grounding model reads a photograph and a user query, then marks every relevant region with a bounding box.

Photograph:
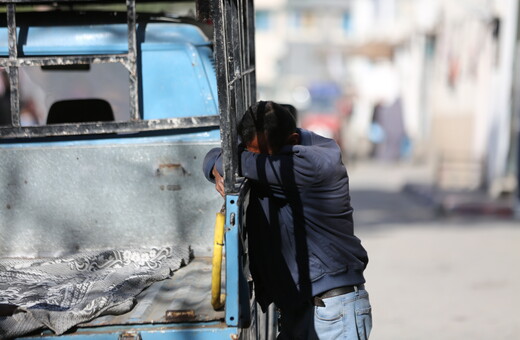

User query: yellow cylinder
[211,211,226,310]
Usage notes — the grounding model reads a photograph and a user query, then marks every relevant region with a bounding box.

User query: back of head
[238,101,297,153]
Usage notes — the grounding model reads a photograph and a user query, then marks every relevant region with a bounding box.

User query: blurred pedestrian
[203,101,372,339]
[371,97,408,161]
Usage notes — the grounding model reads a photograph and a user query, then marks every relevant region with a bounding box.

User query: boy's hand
[212,165,225,197]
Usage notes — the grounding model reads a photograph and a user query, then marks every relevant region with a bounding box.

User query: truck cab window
[20,64,130,126]
[0,5,219,138]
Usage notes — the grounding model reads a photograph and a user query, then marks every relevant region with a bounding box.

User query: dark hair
[238,101,297,152]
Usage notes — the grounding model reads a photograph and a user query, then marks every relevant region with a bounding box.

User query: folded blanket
[0,245,192,339]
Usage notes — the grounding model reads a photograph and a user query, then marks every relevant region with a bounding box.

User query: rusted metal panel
[0,55,130,68]
[0,141,222,258]
[0,116,219,138]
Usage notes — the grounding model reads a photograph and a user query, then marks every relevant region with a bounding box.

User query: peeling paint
[159,184,181,191]
[165,309,196,322]
[156,163,190,177]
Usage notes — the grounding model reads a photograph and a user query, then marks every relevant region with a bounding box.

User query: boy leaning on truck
[203,101,372,340]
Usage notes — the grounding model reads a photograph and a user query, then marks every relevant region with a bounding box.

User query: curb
[403,183,515,218]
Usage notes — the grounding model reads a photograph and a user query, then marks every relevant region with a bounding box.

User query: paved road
[347,161,520,340]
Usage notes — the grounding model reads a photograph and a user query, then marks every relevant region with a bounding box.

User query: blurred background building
[255,0,520,210]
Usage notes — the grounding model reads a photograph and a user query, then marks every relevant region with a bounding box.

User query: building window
[342,12,352,33]
[289,11,301,29]
[289,11,316,31]
[256,10,271,31]
[302,11,316,29]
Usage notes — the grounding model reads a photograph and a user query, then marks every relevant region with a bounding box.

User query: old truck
[0,0,276,338]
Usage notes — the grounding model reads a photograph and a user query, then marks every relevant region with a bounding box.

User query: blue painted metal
[0,141,224,258]
[22,323,238,340]
[141,44,218,120]
[139,327,237,340]
[0,24,210,56]
[224,194,240,327]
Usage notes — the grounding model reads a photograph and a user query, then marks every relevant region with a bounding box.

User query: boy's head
[238,101,299,154]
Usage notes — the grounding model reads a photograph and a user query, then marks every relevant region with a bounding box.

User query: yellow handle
[211,211,226,310]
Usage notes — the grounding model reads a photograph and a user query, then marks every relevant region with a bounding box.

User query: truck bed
[79,256,225,328]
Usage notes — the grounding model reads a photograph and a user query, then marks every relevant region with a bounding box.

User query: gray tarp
[0,245,192,339]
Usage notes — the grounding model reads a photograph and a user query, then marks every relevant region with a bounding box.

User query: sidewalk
[348,160,520,339]
[348,159,518,219]
[403,183,516,218]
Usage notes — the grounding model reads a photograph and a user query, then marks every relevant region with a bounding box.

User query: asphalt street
[347,161,520,340]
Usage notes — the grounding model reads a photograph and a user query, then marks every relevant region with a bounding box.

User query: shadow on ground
[351,189,438,229]
[351,187,515,232]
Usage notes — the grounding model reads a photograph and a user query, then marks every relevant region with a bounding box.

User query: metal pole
[513,0,520,218]
[126,0,139,121]
[7,3,20,127]
[213,0,240,194]
[246,0,257,107]
[230,0,244,128]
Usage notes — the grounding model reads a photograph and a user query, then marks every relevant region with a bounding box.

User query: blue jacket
[203,129,368,310]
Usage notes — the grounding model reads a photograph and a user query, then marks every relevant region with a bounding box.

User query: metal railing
[0,0,220,138]
[213,0,256,194]
[0,0,256,194]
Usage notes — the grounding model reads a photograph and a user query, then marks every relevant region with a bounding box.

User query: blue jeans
[277,288,372,340]
[314,287,372,339]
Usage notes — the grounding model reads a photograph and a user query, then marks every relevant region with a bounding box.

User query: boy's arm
[240,147,316,187]
[203,147,223,183]
[203,147,225,196]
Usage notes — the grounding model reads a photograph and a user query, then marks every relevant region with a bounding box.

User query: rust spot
[165,309,196,322]
[119,332,141,340]
[6,204,11,210]
[159,163,182,169]
[159,184,181,191]
[156,163,189,177]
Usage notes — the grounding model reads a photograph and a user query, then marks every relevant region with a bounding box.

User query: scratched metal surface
[0,139,222,258]
[80,256,226,327]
